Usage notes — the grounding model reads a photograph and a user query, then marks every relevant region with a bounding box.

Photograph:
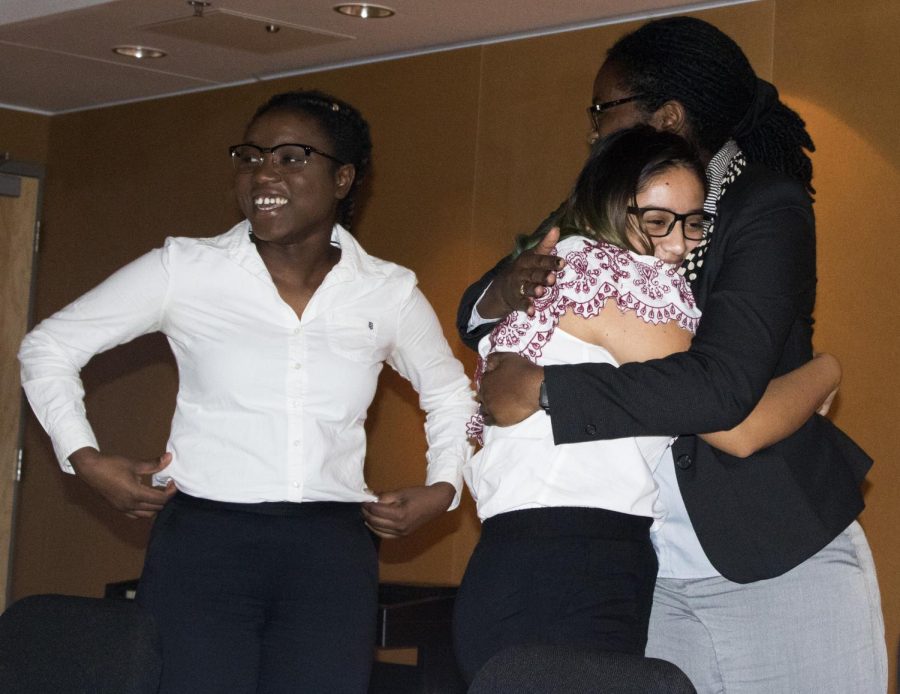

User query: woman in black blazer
[459,16,886,693]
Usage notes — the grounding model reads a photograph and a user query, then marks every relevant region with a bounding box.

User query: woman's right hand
[69,447,176,519]
[476,228,564,319]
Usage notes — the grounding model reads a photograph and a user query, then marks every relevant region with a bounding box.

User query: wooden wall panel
[0,110,51,164]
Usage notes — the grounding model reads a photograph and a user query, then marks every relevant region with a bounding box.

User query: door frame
[0,158,44,610]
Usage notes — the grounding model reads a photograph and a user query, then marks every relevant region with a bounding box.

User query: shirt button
[292,327,300,335]
[292,481,300,488]
[293,362,301,370]
[292,440,300,447]
[675,454,694,470]
[585,423,598,436]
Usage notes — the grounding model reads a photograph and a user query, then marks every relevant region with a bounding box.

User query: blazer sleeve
[545,173,816,444]
[455,257,508,351]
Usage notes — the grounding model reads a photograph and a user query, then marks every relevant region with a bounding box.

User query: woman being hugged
[453,127,840,682]
[19,89,475,693]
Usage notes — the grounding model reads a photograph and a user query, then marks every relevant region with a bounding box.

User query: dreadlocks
[607,16,815,193]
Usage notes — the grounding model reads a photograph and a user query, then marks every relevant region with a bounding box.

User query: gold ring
[519,282,527,297]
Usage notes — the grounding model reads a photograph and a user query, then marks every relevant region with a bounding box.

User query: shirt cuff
[466,283,495,333]
[425,450,468,511]
[51,424,99,474]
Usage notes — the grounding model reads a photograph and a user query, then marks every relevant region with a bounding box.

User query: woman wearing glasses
[458,16,884,693]
[19,89,475,693]
[452,126,840,682]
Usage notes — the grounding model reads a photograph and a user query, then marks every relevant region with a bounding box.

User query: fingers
[364,522,403,539]
[121,482,174,519]
[361,498,405,522]
[518,255,563,284]
[361,502,406,538]
[118,483,173,519]
[363,484,452,538]
[372,490,404,505]
[118,454,175,516]
[133,452,173,476]
[162,479,177,499]
[485,352,510,369]
[533,226,561,255]
[478,353,543,427]
[127,509,162,520]
[512,244,564,309]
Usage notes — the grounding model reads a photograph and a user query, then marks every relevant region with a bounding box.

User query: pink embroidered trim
[467,238,700,443]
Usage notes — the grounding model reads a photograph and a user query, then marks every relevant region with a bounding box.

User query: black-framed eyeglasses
[229,143,346,173]
[627,206,714,241]
[586,94,645,132]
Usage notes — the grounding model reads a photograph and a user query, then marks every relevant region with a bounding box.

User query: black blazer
[457,163,871,583]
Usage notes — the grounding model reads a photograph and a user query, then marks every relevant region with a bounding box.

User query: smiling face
[234,109,355,247]
[628,165,706,265]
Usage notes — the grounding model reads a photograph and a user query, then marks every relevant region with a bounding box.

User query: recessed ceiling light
[334,4,395,19]
[112,45,167,59]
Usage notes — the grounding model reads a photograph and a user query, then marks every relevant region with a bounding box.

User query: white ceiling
[0,0,753,115]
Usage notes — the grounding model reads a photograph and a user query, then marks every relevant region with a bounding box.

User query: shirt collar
[704,139,742,213]
[216,219,385,284]
[326,224,393,284]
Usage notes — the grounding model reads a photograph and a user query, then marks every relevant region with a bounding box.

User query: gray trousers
[646,521,887,693]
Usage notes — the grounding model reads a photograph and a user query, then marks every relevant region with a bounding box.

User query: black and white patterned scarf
[681,140,746,284]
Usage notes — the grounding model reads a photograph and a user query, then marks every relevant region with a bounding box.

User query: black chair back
[0,594,162,694]
[468,643,696,694]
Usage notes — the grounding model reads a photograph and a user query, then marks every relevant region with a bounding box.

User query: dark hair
[517,126,706,257]
[249,89,372,228]
[606,16,815,192]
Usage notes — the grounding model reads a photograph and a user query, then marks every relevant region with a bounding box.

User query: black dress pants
[452,506,657,683]
[136,492,379,694]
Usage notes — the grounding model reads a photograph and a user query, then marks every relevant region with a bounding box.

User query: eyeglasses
[229,143,346,173]
[586,94,645,132]
[626,207,714,241]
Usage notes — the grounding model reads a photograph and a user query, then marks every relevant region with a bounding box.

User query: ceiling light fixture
[112,45,167,59]
[187,1,211,18]
[334,4,395,19]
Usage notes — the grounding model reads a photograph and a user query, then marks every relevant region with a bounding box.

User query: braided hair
[249,89,372,228]
[516,126,706,257]
[607,16,815,192]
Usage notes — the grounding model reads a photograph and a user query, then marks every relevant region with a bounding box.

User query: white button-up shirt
[19,221,475,505]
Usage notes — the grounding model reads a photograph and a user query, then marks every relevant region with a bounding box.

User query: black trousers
[452,506,657,683]
[136,492,378,694]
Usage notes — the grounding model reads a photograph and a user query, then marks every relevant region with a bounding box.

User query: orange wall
[0,109,51,164]
[774,1,900,689]
[8,0,898,687]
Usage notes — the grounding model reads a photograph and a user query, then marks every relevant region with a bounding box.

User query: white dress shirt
[465,236,700,526]
[467,329,670,525]
[19,221,475,505]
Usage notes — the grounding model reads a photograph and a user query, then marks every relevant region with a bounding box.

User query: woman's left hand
[362,482,455,538]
